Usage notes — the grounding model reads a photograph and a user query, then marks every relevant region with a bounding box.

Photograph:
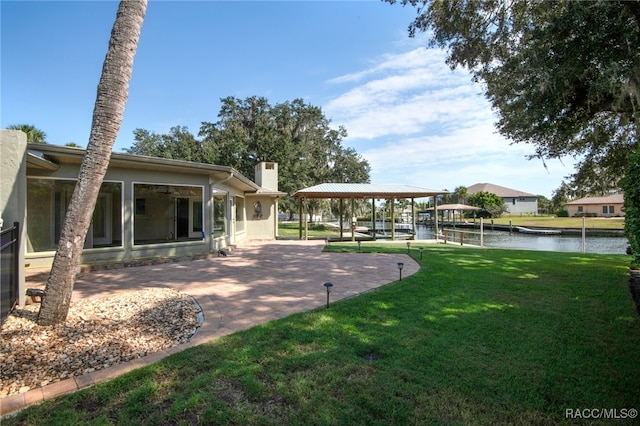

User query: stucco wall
[566,203,625,217]
[503,197,538,215]
[246,195,277,240]
[1,130,27,305]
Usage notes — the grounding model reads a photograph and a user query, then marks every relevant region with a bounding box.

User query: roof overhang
[246,187,287,197]
[26,143,259,193]
[27,150,60,171]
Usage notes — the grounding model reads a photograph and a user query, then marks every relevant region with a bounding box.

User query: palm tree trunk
[38,0,147,325]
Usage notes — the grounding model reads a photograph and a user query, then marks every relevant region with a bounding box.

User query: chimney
[255,162,278,191]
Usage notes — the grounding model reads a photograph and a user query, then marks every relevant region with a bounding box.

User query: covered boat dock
[292,183,449,241]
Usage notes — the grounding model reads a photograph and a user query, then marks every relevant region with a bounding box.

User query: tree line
[124,96,371,218]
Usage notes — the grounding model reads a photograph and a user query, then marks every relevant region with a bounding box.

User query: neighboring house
[565,194,625,217]
[1,131,285,276]
[466,183,538,215]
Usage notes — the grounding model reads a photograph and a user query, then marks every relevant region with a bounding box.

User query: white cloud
[325,48,485,140]
[323,45,575,197]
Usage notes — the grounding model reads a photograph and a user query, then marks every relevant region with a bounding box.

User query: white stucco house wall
[467,183,538,215]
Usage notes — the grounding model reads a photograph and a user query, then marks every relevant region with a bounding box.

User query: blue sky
[2,1,575,198]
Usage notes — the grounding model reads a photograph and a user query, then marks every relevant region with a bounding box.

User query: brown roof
[467,183,536,198]
[565,194,624,205]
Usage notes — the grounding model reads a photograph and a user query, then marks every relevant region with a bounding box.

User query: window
[577,206,584,213]
[602,205,614,214]
[133,184,203,245]
[27,179,122,252]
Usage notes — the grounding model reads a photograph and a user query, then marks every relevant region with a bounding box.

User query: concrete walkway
[1,240,420,417]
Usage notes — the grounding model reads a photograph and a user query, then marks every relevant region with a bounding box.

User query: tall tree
[467,191,507,218]
[386,0,640,192]
[38,0,147,325]
[126,96,370,220]
[7,124,47,143]
[551,181,571,215]
[624,149,640,266]
[125,128,164,157]
[199,97,370,218]
[126,126,203,162]
[452,186,468,204]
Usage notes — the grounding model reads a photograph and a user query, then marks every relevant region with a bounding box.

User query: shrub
[623,148,640,268]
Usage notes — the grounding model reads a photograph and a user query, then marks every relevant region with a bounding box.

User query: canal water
[414,225,628,255]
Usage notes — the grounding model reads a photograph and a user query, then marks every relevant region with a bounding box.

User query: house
[565,194,625,217]
[466,183,538,215]
[1,130,285,304]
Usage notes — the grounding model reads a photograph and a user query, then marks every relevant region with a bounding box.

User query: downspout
[274,197,279,238]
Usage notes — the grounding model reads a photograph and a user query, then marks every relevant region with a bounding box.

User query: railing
[443,227,484,247]
[1,222,20,326]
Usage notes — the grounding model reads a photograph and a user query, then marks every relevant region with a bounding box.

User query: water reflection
[415,226,628,255]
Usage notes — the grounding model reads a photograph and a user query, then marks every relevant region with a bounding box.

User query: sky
[1,0,577,198]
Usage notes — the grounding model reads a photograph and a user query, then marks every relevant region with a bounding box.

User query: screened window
[26,179,122,252]
[133,184,203,245]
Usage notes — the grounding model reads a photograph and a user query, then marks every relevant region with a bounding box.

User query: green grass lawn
[278,222,335,237]
[483,216,625,230]
[6,244,639,425]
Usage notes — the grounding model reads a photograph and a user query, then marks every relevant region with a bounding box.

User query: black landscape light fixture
[323,282,333,308]
[419,247,424,260]
[357,240,362,252]
[397,262,404,281]
[406,241,411,253]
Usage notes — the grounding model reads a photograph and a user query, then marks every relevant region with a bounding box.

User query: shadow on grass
[6,245,639,425]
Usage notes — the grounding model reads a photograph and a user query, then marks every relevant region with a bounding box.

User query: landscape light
[323,282,334,308]
[397,262,404,281]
